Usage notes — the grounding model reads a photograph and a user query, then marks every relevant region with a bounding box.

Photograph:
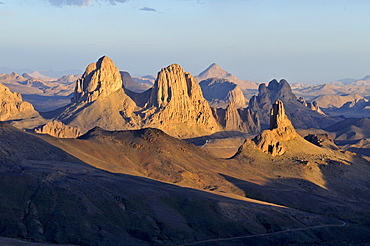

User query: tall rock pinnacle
[143,64,221,137]
[72,56,123,103]
[252,100,297,156]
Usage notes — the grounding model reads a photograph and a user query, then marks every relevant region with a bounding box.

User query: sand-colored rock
[142,64,221,137]
[72,56,122,103]
[56,59,222,138]
[35,120,82,138]
[57,88,140,133]
[0,83,38,121]
[253,100,297,156]
[313,94,364,108]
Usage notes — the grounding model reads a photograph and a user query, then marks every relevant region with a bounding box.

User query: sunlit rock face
[72,56,122,103]
[142,64,221,137]
[0,83,38,121]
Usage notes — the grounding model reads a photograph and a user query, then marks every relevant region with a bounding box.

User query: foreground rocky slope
[1,122,360,246]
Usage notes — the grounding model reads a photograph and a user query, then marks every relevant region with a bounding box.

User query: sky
[1,0,370,84]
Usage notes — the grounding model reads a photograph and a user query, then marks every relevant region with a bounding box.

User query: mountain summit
[196,63,230,81]
[195,63,259,90]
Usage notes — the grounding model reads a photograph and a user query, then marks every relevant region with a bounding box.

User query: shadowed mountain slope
[199,78,248,109]
[324,117,370,156]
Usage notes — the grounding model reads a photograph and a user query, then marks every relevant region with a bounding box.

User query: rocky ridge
[297,97,325,115]
[120,71,152,93]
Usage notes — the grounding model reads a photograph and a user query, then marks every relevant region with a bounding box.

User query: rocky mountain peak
[72,56,123,103]
[197,63,229,80]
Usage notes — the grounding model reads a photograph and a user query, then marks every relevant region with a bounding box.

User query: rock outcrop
[249,79,336,129]
[252,100,297,156]
[0,83,38,121]
[35,120,82,138]
[199,78,248,109]
[55,58,222,138]
[142,64,221,137]
[72,56,122,103]
[57,56,140,133]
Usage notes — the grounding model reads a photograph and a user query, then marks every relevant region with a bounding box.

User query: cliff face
[0,83,38,121]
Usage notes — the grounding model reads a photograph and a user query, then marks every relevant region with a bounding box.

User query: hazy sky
[1,0,370,84]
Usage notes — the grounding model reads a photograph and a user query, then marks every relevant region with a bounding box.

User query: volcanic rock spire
[143,64,221,137]
[72,56,123,103]
[252,100,297,156]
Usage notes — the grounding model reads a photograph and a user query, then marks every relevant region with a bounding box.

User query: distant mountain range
[0,67,82,78]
